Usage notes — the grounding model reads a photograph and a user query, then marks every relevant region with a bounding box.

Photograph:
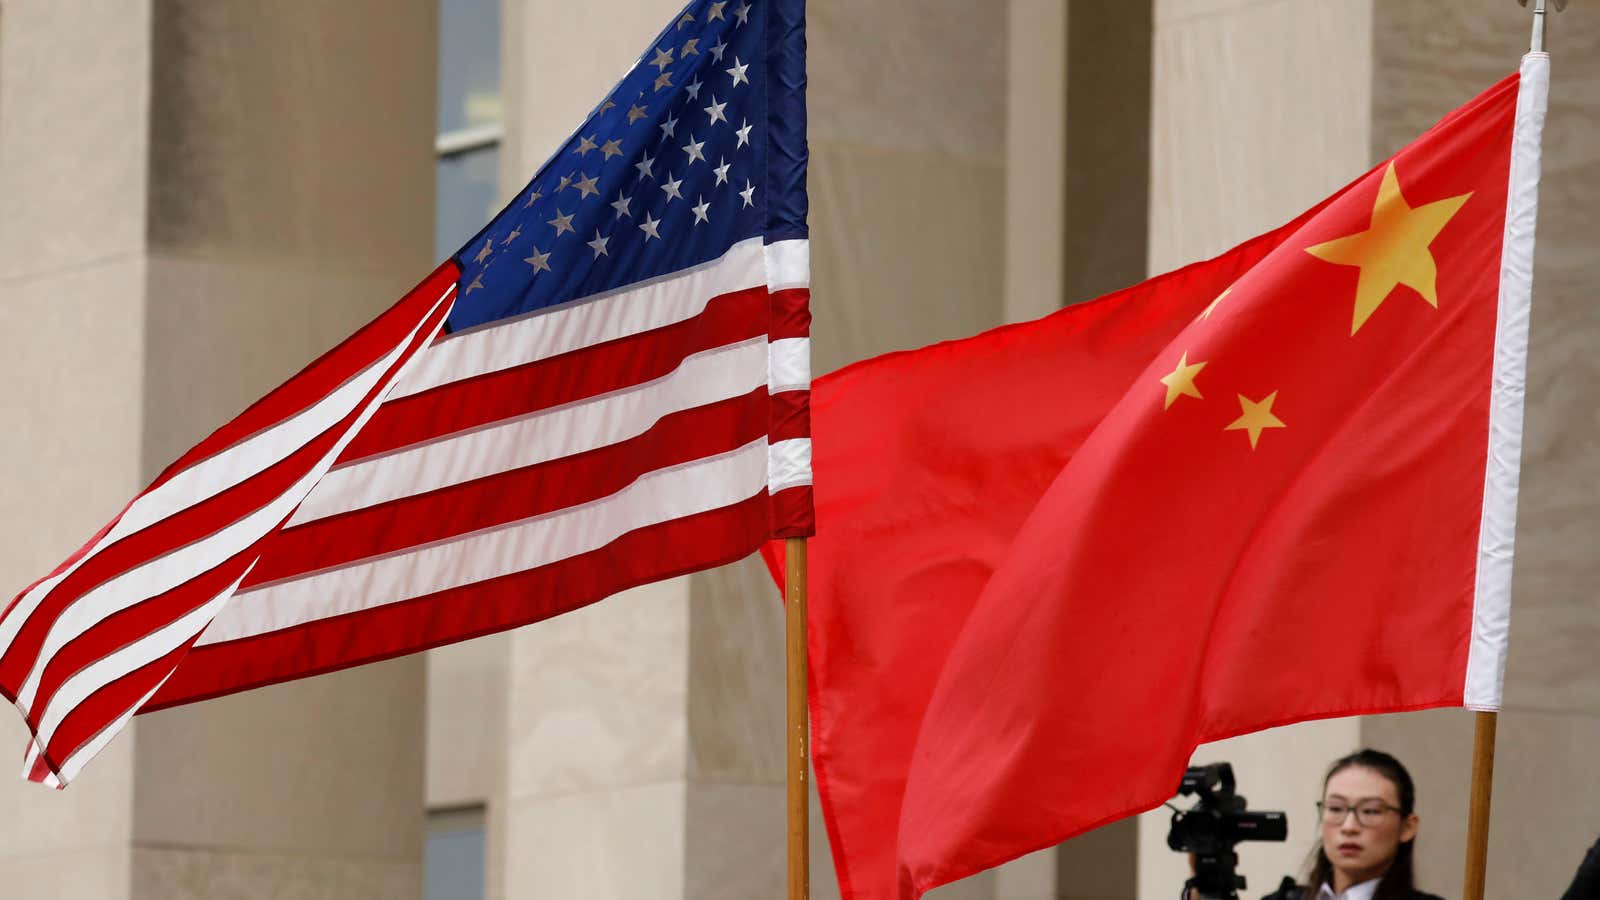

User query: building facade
[0,1,1595,898]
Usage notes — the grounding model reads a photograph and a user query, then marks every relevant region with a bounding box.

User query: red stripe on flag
[770,287,811,340]
[244,388,771,586]
[33,640,193,784]
[770,390,810,444]
[340,287,770,463]
[0,265,457,645]
[771,485,814,540]
[149,262,461,493]
[25,546,259,727]
[0,295,455,693]
[145,493,772,711]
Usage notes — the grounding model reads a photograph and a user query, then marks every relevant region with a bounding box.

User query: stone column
[1136,2,1375,898]
[127,3,436,897]
[497,5,695,894]
[0,2,153,894]
[1364,4,1600,898]
[1,1,434,897]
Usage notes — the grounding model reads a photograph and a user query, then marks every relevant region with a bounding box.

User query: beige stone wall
[1,1,435,898]
[133,3,436,897]
[0,2,152,897]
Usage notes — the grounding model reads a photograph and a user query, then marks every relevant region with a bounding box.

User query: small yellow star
[1305,161,1472,335]
[1200,287,1231,320]
[1225,392,1287,449]
[1158,352,1207,410]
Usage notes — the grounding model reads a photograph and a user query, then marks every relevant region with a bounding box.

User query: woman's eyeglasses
[1317,801,1401,827]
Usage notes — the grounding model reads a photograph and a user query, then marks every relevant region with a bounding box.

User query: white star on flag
[639,213,662,241]
[682,135,706,165]
[704,96,728,126]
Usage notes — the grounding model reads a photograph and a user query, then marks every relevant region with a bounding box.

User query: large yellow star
[1305,162,1471,335]
[1158,352,1206,409]
[1225,392,1286,449]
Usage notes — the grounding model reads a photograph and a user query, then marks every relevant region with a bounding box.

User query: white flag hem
[1467,51,1548,712]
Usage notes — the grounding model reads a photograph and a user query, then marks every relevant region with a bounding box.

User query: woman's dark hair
[1300,749,1418,900]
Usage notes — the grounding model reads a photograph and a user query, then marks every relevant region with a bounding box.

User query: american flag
[0,0,811,787]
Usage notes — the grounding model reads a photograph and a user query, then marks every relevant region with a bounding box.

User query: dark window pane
[438,0,502,134]
[424,808,486,900]
[436,145,501,261]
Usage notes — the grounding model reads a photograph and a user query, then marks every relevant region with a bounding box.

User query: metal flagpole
[1520,0,1568,53]
[1462,5,1559,899]
[786,537,811,900]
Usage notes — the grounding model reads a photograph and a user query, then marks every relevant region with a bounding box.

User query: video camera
[1166,762,1288,899]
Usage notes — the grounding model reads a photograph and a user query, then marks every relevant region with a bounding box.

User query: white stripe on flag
[0,284,455,660]
[764,239,810,291]
[769,338,811,393]
[198,437,771,645]
[288,336,770,526]
[12,296,453,714]
[56,669,172,785]
[769,438,812,492]
[392,237,766,400]
[31,567,251,765]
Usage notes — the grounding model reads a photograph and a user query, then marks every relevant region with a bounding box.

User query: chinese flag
[769,56,1548,900]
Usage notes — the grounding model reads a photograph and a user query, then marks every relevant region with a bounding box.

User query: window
[424,807,488,900]
[435,0,504,261]
[426,5,499,892]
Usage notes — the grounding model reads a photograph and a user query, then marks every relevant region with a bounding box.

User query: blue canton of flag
[451,0,783,332]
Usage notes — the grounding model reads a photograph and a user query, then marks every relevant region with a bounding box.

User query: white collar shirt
[1317,878,1381,900]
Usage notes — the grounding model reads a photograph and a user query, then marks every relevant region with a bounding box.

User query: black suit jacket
[1562,836,1600,900]
[1258,877,1444,900]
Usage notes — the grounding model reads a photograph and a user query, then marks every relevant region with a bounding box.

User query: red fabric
[765,73,1520,899]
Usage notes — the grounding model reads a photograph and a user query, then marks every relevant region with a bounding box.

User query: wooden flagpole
[786,537,810,900]
[1461,711,1498,900]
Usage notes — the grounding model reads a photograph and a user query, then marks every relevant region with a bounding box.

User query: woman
[1263,749,1442,900]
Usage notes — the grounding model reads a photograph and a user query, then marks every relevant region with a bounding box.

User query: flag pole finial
[1518,0,1566,54]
